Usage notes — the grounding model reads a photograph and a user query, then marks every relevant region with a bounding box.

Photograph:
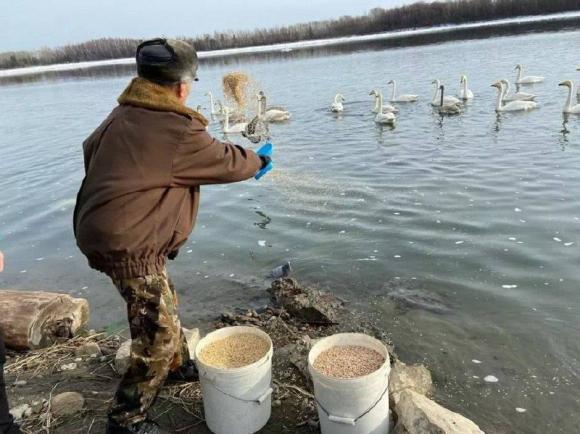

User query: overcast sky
[1,0,417,52]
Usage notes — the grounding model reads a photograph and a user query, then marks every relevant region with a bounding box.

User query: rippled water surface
[1,30,580,433]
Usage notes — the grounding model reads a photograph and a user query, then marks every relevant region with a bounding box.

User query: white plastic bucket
[195,326,273,434]
[308,333,391,434]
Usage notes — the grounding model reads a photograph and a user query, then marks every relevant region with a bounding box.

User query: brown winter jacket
[73,78,262,279]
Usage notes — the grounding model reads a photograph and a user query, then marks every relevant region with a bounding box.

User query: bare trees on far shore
[1,0,578,70]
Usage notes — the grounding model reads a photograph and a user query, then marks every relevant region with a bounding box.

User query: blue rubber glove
[255,142,273,180]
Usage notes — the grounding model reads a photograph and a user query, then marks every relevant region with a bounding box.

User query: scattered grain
[313,345,384,378]
[199,333,269,368]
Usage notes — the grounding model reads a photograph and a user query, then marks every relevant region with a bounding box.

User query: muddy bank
[4,279,482,433]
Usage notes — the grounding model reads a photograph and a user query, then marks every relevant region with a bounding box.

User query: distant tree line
[1,0,579,70]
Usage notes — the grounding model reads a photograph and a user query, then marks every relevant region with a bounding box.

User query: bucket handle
[316,372,389,425]
[200,368,273,404]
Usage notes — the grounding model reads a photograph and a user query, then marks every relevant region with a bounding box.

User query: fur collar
[118,77,208,126]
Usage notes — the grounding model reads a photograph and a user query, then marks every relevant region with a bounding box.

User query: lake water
[1,29,580,433]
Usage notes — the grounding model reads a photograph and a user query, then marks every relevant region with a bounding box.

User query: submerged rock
[393,389,484,434]
[268,278,342,324]
[387,288,450,314]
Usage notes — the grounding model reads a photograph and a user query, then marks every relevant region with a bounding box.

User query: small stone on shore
[50,392,85,417]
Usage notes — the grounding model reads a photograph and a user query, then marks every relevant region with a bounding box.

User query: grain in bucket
[195,326,273,434]
[308,333,391,434]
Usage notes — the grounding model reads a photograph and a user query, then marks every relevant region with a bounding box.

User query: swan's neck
[516,68,522,82]
[564,85,574,112]
[334,95,340,104]
[223,111,229,130]
[391,82,397,100]
[377,92,384,110]
[504,81,511,95]
[208,92,215,114]
[432,82,440,104]
[373,95,380,112]
[261,95,268,115]
[496,86,505,111]
[462,78,468,95]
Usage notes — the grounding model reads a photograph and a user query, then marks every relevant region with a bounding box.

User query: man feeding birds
[73,38,273,434]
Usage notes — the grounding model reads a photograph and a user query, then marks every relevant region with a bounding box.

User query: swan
[369,90,398,113]
[514,64,544,84]
[577,68,580,96]
[457,75,474,100]
[373,90,397,125]
[205,91,222,116]
[258,91,291,122]
[437,85,462,115]
[431,80,461,106]
[387,80,418,102]
[559,80,580,114]
[491,81,538,112]
[330,94,345,112]
[222,107,248,134]
[500,79,536,102]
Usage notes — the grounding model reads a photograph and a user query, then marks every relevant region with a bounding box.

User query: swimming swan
[514,64,544,85]
[222,107,248,134]
[330,94,345,112]
[205,91,222,116]
[491,81,538,112]
[457,75,474,100]
[500,79,536,102]
[373,90,397,125]
[369,90,398,113]
[387,80,418,102]
[431,80,461,106]
[438,85,462,115]
[559,80,580,114]
[258,92,291,122]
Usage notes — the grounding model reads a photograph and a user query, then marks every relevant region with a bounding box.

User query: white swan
[373,90,397,125]
[457,75,474,100]
[577,67,580,96]
[500,79,536,102]
[258,92,291,122]
[387,80,418,102]
[559,80,580,114]
[437,85,462,115]
[330,94,345,112]
[369,90,398,113]
[514,64,544,85]
[431,80,461,106]
[205,91,222,116]
[222,107,248,134]
[491,81,538,112]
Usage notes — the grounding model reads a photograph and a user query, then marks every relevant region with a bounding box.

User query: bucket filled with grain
[195,326,273,434]
[308,333,391,434]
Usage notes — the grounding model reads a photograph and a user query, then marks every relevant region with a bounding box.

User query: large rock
[268,278,343,324]
[393,390,484,434]
[50,392,85,418]
[115,327,200,376]
[390,360,433,403]
[75,342,102,357]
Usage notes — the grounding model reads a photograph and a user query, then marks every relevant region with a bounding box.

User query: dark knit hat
[136,38,198,84]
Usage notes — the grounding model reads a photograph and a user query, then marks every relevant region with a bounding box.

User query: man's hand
[255,143,273,180]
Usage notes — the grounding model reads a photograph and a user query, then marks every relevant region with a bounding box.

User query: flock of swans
[199,64,580,139]
[328,64,580,124]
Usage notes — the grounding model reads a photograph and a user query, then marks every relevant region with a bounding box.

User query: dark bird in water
[242,113,270,143]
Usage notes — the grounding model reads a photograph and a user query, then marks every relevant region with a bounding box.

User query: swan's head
[387,80,394,85]
[499,79,509,85]
[205,91,212,97]
[431,79,440,87]
[369,89,378,97]
[195,105,202,112]
[577,67,580,71]
[559,80,573,88]
[460,75,467,83]
[514,64,523,71]
[491,81,503,90]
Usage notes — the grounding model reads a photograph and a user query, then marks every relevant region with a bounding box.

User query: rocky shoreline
[5,278,484,433]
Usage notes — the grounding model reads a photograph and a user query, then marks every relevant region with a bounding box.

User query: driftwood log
[0,290,89,350]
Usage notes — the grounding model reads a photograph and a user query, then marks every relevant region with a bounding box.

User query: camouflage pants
[109,269,189,426]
